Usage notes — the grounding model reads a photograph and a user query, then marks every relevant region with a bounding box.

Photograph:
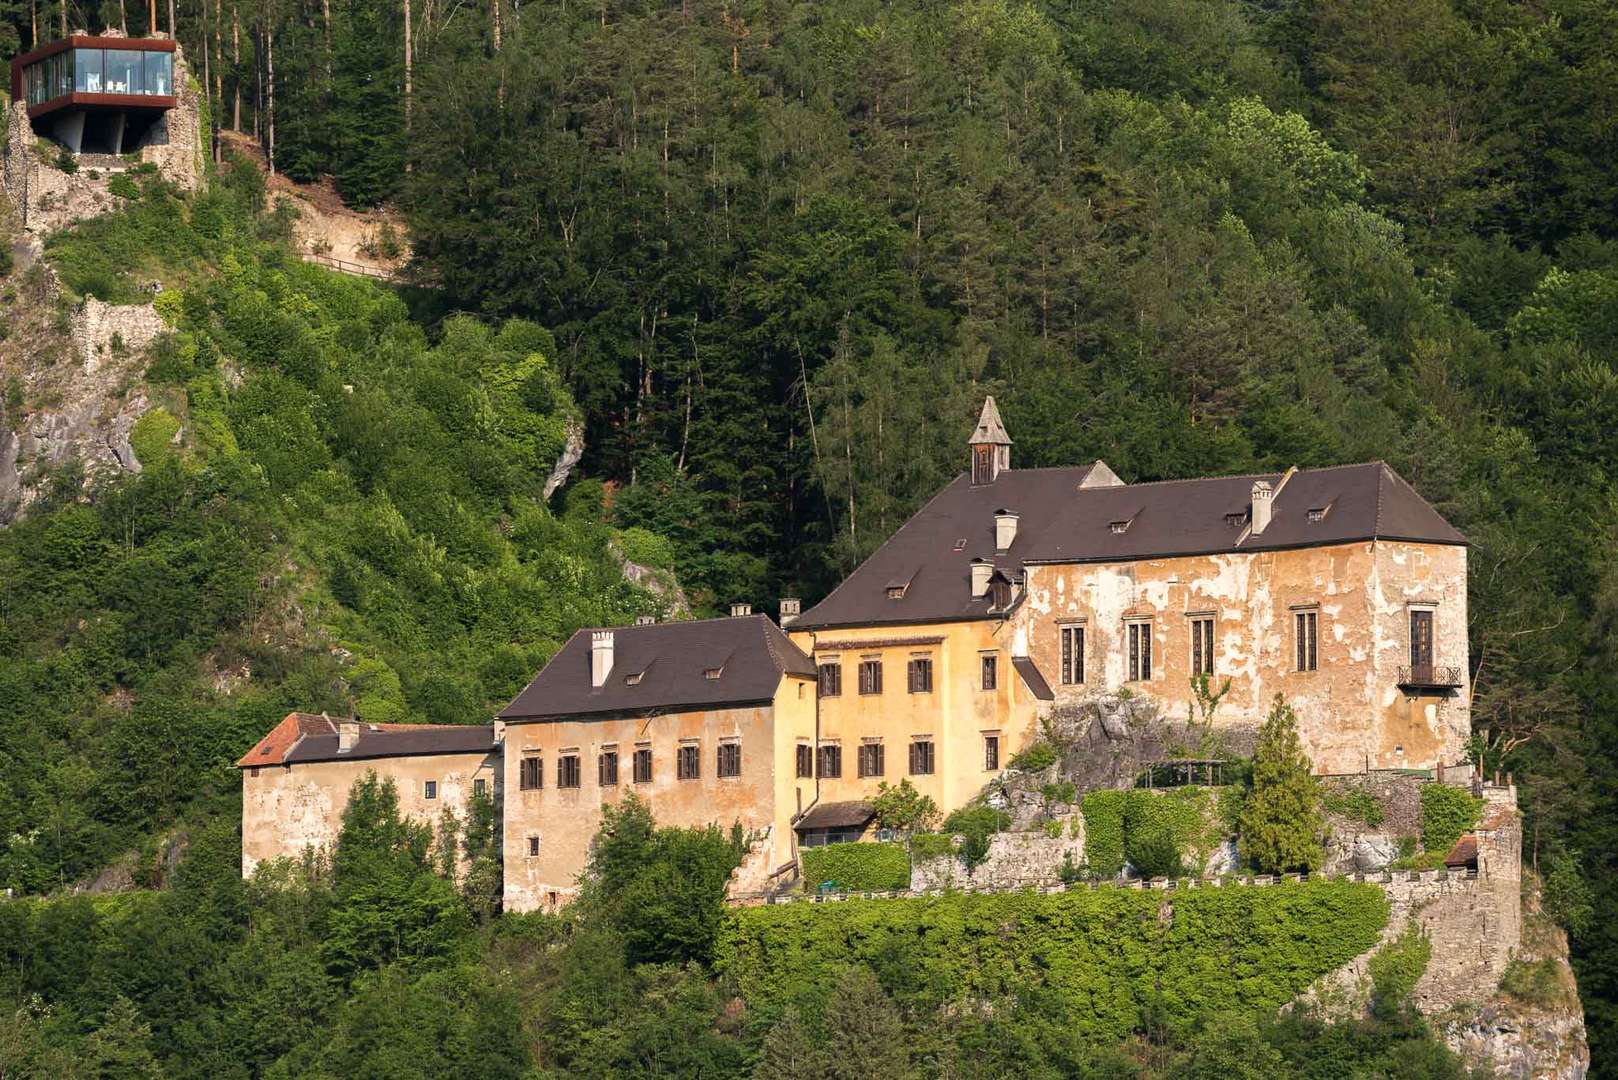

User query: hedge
[718,880,1388,1043]
[1082,791,1126,876]
[801,842,911,892]
[1123,789,1211,877]
[1420,784,1482,854]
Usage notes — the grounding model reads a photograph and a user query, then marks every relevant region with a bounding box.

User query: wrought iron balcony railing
[1397,664,1464,690]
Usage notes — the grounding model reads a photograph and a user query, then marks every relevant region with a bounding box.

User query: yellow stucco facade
[500,674,816,912]
[239,750,499,876]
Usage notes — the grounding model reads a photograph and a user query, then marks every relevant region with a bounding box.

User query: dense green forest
[5,0,1618,1072]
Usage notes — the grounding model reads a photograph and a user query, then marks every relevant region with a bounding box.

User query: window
[818,743,842,779]
[887,585,906,600]
[717,742,742,778]
[907,657,933,693]
[909,740,936,776]
[984,735,1000,771]
[1109,520,1130,534]
[1410,609,1434,673]
[598,750,619,786]
[519,756,542,790]
[633,747,653,784]
[424,780,438,800]
[1296,610,1319,672]
[818,662,842,697]
[973,445,992,484]
[858,659,883,695]
[704,667,722,680]
[558,754,581,789]
[625,671,644,686]
[1308,506,1329,523]
[1225,511,1247,528]
[1061,625,1084,685]
[677,744,701,780]
[1127,621,1152,681]
[796,743,813,778]
[858,742,885,778]
[527,836,540,857]
[1190,615,1215,677]
[990,577,1012,609]
[980,654,998,691]
[474,778,487,798]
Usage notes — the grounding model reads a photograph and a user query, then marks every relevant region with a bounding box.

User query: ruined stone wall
[911,814,1086,891]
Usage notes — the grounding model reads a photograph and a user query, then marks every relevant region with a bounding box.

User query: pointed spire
[968,396,1013,446]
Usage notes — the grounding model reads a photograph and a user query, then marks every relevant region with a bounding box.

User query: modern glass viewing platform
[8,36,177,155]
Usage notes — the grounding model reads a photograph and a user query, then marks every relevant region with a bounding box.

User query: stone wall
[911,815,1085,891]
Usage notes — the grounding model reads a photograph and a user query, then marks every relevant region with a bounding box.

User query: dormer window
[1307,501,1333,523]
[1224,511,1247,528]
[624,672,643,686]
[887,585,906,600]
[704,667,723,680]
[953,538,967,552]
[1109,520,1130,534]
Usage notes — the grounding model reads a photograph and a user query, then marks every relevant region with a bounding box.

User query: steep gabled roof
[236,712,497,767]
[498,614,816,722]
[794,461,1463,631]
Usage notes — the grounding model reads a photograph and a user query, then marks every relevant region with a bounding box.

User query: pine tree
[1239,696,1324,874]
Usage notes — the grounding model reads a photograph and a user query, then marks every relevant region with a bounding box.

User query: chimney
[779,598,801,626]
[970,558,994,599]
[590,630,615,688]
[730,602,752,618]
[1251,480,1274,535]
[994,509,1019,552]
[338,715,360,753]
[634,614,656,625]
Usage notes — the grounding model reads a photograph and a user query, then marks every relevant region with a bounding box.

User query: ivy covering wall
[800,843,912,893]
[719,881,1389,1042]
[1420,785,1484,854]
[1082,792,1126,877]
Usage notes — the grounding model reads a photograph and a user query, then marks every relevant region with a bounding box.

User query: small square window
[527,836,540,857]
[424,780,438,800]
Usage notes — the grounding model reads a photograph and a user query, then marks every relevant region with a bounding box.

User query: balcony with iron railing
[1397,664,1465,692]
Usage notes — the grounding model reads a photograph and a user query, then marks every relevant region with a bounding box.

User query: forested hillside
[0,166,666,893]
[4,0,1618,1072]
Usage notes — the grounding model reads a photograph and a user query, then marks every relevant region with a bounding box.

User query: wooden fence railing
[301,251,402,282]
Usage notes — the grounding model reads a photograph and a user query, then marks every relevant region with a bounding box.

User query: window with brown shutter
[796,744,813,778]
[717,742,742,778]
[1296,610,1318,672]
[858,743,885,778]
[1127,621,1152,681]
[984,735,1000,771]
[817,744,842,779]
[558,755,581,789]
[1190,616,1215,677]
[909,740,935,775]
[1061,625,1084,685]
[519,756,542,791]
[633,747,653,784]
[677,744,701,780]
[818,663,842,697]
[858,659,883,695]
[907,658,933,693]
[598,750,619,786]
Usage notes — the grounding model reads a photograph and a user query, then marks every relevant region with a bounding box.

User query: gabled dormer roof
[793,461,1464,631]
[498,614,816,722]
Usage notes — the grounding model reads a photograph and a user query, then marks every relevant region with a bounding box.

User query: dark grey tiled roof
[498,615,816,721]
[795,462,1463,631]
[237,712,496,767]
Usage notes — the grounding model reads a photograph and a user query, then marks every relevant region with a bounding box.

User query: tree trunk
[118,0,126,35]
[266,25,275,175]
[232,4,241,130]
[213,0,223,111]
[403,0,412,125]
[167,0,174,38]
[322,0,331,78]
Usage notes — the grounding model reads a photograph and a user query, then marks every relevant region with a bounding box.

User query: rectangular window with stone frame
[677,744,701,780]
[796,743,813,778]
[858,742,884,778]
[1061,624,1084,685]
[909,739,935,775]
[717,741,742,778]
[818,743,842,779]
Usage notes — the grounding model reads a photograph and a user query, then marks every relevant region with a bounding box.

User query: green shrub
[801,842,911,893]
[1419,784,1482,854]
[108,173,142,200]
[908,833,956,862]
[1083,790,1126,877]
[1009,741,1058,771]
[1499,956,1567,1009]
[1323,785,1386,827]
[871,779,940,833]
[129,407,181,467]
[942,804,1012,870]
[1543,851,1594,936]
[718,881,1389,1043]
[615,526,675,570]
[56,146,78,173]
[1368,922,1431,1018]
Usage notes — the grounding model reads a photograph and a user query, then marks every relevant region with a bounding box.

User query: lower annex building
[239,398,1471,910]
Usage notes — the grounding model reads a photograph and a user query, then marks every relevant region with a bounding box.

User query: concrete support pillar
[110,112,127,155]
[51,110,86,154]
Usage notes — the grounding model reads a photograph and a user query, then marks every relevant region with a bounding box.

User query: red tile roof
[236,712,496,768]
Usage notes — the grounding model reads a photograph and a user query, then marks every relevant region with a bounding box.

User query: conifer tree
[1239,696,1324,874]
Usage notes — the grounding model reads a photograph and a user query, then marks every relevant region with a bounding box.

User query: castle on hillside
[240,399,1472,911]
